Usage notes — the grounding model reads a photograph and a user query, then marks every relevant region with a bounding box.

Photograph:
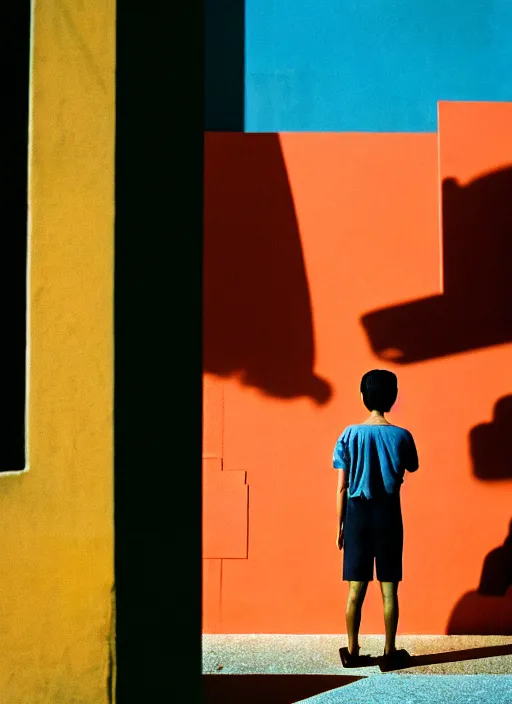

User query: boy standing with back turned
[333,369,419,669]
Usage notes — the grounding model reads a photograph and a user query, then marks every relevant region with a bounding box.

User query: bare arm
[336,469,349,549]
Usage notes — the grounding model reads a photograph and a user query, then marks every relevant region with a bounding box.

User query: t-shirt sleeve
[333,432,349,470]
[403,432,419,472]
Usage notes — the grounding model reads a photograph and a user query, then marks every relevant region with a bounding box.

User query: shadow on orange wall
[447,521,512,635]
[361,165,512,364]
[448,398,512,634]
[470,396,512,481]
[477,519,512,598]
[203,133,331,404]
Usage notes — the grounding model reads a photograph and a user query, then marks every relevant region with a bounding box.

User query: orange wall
[203,102,512,634]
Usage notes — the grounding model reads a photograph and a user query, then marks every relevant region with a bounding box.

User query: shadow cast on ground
[376,643,512,672]
[202,674,363,703]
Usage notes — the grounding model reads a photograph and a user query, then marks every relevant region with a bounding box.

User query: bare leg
[346,581,369,655]
[380,581,399,655]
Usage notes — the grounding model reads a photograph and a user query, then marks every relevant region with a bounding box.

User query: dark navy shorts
[343,492,403,583]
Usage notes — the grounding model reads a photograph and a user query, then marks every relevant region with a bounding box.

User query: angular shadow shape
[470,397,512,480]
[447,522,512,635]
[203,134,332,404]
[361,166,512,364]
[202,674,364,704]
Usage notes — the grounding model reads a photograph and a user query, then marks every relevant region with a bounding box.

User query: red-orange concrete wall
[203,102,512,634]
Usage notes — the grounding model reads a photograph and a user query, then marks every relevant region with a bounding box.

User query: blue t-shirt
[333,424,419,499]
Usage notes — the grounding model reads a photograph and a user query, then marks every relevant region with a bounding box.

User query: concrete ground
[202,635,512,703]
[203,634,512,675]
[297,675,512,703]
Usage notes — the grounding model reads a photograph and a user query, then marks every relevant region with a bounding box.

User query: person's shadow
[376,642,512,672]
[360,166,512,364]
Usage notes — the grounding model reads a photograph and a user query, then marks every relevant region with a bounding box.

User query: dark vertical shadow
[115,2,203,702]
[470,396,512,480]
[202,675,363,703]
[205,0,244,131]
[203,133,331,404]
[1,1,30,471]
[361,166,512,364]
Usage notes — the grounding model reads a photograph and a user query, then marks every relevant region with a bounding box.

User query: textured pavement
[203,634,512,676]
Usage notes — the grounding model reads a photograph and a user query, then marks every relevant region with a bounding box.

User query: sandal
[339,646,373,668]
[379,648,411,672]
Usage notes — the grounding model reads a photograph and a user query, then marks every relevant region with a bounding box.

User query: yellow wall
[0,1,115,701]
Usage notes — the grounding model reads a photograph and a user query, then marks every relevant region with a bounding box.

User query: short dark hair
[360,369,398,413]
